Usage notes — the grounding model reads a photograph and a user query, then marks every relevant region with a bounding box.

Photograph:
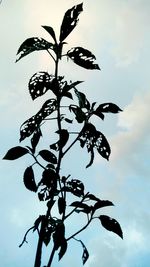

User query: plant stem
[46,245,56,267]
[66,217,92,242]
[34,219,45,267]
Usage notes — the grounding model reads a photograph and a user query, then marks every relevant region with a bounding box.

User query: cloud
[110,90,150,176]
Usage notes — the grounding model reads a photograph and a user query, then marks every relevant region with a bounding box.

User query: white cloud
[110,90,150,176]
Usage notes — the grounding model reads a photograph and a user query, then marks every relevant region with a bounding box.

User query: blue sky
[0,0,150,266]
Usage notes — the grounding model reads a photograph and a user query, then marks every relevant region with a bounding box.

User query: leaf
[42,26,57,43]
[39,150,57,164]
[69,105,86,123]
[39,169,58,189]
[93,110,105,120]
[74,89,90,109]
[66,179,84,197]
[59,238,67,261]
[16,37,53,62]
[58,197,66,215]
[85,193,99,201]
[20,99,56,141]
[62,80,84,93]
[62,91,73,99]
[59,3,83,42]
[67,47,100,70]
[33,216,43,232]
[29,72,56,100]
[80,241,89,265]
[70,201,91,214]
[94,200,114,210]
[23,166,37,192]
[31,128,42,153]
[95,103,122,114]
[79,123,111,167]
[3,146,28,160]
[53,223,65,250]
[50,129,69,151]
[99,215,123,239]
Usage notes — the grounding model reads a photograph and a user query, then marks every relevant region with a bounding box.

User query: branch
[19,226,35,248]
[47,49,56,62]
[66,216,92,241]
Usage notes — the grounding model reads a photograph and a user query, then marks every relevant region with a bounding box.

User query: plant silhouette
[3,3,123,267]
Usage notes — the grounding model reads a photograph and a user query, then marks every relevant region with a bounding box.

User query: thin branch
[19,226,35,248]
[47,49,56,62]
[29,152,46,170]
[66,217,92,241]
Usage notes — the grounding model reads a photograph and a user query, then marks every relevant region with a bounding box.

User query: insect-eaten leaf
[20,99,56,142]
[95,103,122,114]
[80,241,89,265]
[59,3,83,42]
[64,179,84,197]
[16,37,53,62]
[23,166,37,192]
[3,146,29,160]
[99,215,123,239]
[79,123,111,167]
[29,72,57,100]
[39,149,57,164]
[67,47,100,70]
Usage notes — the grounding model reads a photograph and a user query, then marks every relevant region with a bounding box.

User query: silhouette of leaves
[70,201,91,214]
[59,3,83,42]
[23,166,37,192]
[20,99,56,141]
[63,179,84,197]
[3,146,29,160]
[59,238,67,261]
[79,123,111,167]
[99,215,123,239]
[39,150,57,164]
[95,103,122,114]
[58,197,66,215]
[16,37,53,62]
[69,105,86,123]
[93,200,114,211]
[50,129,69,151]
[67,47,100,70]
[31,128,42,153]
[42,26,57,43]
[29,72,57,100]
[74,89,90,109]
[80,241,89,265]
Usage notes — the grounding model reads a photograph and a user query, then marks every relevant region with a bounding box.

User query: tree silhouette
[3,3,123,267]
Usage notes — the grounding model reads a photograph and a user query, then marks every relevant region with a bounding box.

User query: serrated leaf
[3,146,29,160]
[95,103,122,114]
[67,47,100,70]
[99,215,123,239]
[16,37,53,62]
[29,72,56,100]
[42,25,57,43]
[59,3,83,42]
[23,166,37,192]
[39,150,57,164]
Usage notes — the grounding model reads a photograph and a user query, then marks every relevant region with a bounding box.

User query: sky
[0,0,150,266]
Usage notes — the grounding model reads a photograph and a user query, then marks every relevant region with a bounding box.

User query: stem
[47,49,56,62]
[66,217,92,242]
[47,245,56,267]
[34,219,45,267]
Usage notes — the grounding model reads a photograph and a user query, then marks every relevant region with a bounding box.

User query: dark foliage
[3,3,123,267]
